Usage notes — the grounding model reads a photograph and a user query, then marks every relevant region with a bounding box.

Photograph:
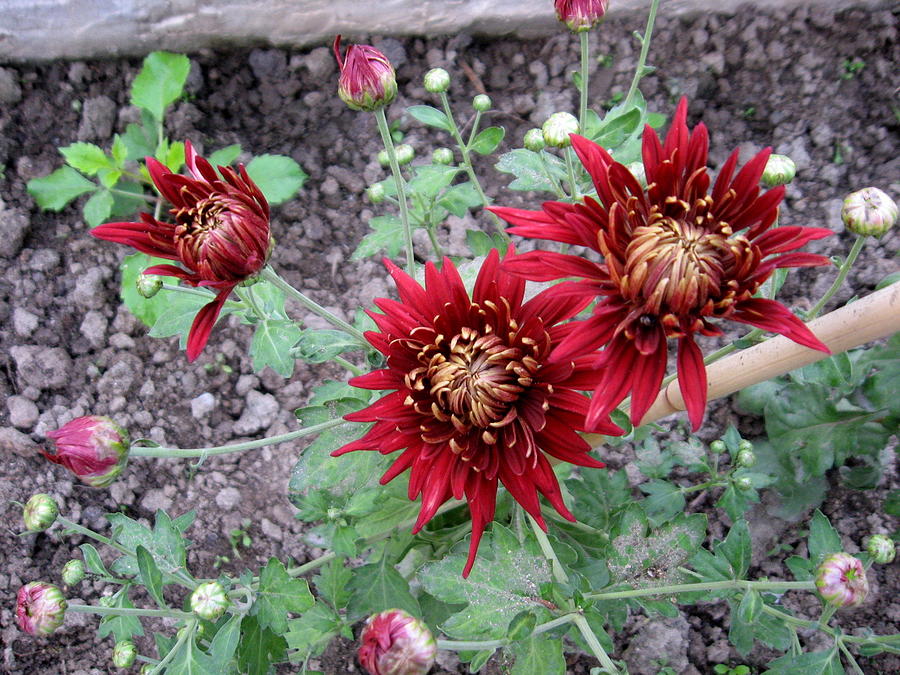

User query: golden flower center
[623,198,741,316]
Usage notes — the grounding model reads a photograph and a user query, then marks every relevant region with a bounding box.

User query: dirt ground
[0,3,897,673]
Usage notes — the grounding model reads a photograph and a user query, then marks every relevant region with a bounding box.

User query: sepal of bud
[555,0,609,33]
[542,112,579,148]
[61,559,86,586]
[841,187,897,237]
[190,581,229,621]
[432,148,454,165]
[524,128,545,152]
[44,416,130,488]
[16,582,67,635]
[815,552,868,608]
[23,493,58,532]
[423,68,450,94]
[136,273,163,299]
[334,36,397,112]
[472,94,492,112]
[761,154,797,187]
[865,534,896,564]
[358,608,436,675]
[112,639,137,668]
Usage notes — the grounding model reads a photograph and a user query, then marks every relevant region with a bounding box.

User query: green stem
[333,355,364,376]
[374,108,416,274]
[807,235,866,319]
[438,92,510,243]
[838,640,867,675]
[67,603,196,621]
[130,417,346,458]
[579,31,590,131]
[565,148,581,200]
[586,579,813,601]
[623,0,660,109]
[573,613,621,675]
[260,265,366,343]
[437,613,575,651]
[148,620,195,674]
[109,187,158,204]
[159,283,241,309]
[539,152,568,199]
[528,514,568,584]
[425,224,445,259]
[540,504,609,541]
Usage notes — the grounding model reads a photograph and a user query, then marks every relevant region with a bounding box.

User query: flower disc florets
[43,415,130,487]
[16,582,67,636]
[490,97,832,431]
[333,248,622,576]
[358,609,436,675]
[91,142,272,361]
[334,35,398,112]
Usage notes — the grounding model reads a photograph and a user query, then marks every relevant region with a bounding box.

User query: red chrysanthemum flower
[490,98,831,431]
[332,248,623,576]
[91,141,272,361]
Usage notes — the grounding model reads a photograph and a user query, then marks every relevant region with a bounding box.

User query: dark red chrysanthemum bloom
[333,249,622,576]
[490,98,831,431]
[91,141,272,361]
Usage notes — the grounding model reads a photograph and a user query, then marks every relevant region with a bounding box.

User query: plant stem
[573,613,621,675]
[67,603,196,620]
[159,283,240,308]
[579,31,590,131]
[565,147,581,200]
[148,619,195,674]
[374,108,416,274]
[333,355,364,376]
[109,187,158,204]
[260,265,366,343]
[838,640,867,675]
[438,92,510,243]
[585,578,813,601]
[437,613,575,651]
[528,514,569,584]
[130,417,346,458]
[57,516,131,557]
[623,0,660,109]
[807,235,866,319]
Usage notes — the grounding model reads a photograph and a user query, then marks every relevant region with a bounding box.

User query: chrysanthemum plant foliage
[18,1,899,674]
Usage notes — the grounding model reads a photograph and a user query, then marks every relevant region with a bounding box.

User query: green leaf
[60,142,112,175]
[716,483,757,522]
[122,120,158,161]
[79,543,110,577]
[97,586,144,641]
[294,329,361,364]
[237,615,287,675]
[26,166,96,211]
[130,51,191,120]
[465,229,507,257]
[148,290,222,349]
[347,555,421,620]
[253,558,315,634]
[496,149,566,192]
[284,604,343,661]
[728,599,755,655]
[353,215,406,259]
[164,140,185,172]
[763,648,842,675]
[245,154,307,205]
[885,489,900,518]
[207,613,242,672]
[165,632,217,675]
[438,182,482,217]
[314,558,353,611]
[111,135,128,166]
[407,105,453,132]
[508,636,566,675]
[408,164,461,199]
[107,509,192,581]
[807,510,842,564]
[83,189,114,227]
[250,319,302,377]
[715,520,752,579]
[737,589,761,624]
[208,144,243,167]
[639,479,685,527]
[119,252,178,328]
[470,126,505,155]
[136,545,167,609]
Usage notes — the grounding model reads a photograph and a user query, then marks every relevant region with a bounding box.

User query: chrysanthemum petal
[186,288,234,362]
[676,335,708,431]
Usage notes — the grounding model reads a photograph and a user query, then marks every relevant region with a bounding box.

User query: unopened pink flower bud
[815,552,868,608]
[43,416,130,488]
[554,0,610,33]
[358,609,436,675]
[841,187,897,237]
[16,582,67,636]
[334,36,397,112]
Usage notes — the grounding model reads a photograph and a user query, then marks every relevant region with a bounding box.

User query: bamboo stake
[585,283,900,447]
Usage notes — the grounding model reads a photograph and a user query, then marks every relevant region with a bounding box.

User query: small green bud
[23,493,58,532]
[190,581,229,621]
[61,559,86,586]
[377,149,390,167]
[366,183,386,204]
[737,439,753,453]
[432,148,454,165]
[734,476,754,491]
[710,439,727,454]
[761,154,797,187]
[395,144,415,166]
[523,128,545,152]
[136,273,163,299]
[140,665,155,675]
[841,187,897,237]
[542,112,579,148]
[112,639,137,668]
[472,94,492,112]
[865,534,896,564]
[423,68,450,94]
[735,449,756,468]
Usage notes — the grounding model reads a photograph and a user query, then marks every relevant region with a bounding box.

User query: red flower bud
[333,36,398,112]
[43,415,129,487]
[358,609,436,675]
[815,552,868,609]
[554,0,609,33]
[16,582,67,636]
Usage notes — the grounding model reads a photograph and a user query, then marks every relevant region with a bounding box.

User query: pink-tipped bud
[841,187,897,237]
[16,582,67,636]
[43,416,130,488]
[815,553,868,609]
[358,609,436,675]
[334,36,397,112]
[554,0,610,33]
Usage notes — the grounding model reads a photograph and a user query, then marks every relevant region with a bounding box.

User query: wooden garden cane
[584,282,900,447]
